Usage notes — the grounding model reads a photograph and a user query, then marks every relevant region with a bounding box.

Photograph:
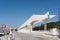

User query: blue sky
[0,0,59,28]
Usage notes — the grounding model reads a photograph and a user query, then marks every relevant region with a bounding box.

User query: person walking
[8,30,15,40]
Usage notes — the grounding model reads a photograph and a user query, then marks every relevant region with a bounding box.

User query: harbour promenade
[0,31,60,40]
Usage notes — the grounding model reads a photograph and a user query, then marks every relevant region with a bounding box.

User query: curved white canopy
[18,12,56,30]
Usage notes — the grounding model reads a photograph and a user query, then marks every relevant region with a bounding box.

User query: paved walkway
[15,32,59,40]
[0,31,60,40]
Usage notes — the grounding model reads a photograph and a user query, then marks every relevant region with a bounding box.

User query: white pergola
[18,12,56,32]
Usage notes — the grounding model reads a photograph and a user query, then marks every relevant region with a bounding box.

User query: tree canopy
[33,21,60,31]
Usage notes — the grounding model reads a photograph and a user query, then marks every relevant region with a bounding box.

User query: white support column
[44,23,47,31]
[30,24,33,32]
